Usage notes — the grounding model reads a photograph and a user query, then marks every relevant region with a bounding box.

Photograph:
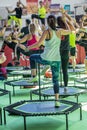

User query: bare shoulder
[56,29,63,38]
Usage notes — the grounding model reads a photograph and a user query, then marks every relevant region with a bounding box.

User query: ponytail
[47,15,56,30]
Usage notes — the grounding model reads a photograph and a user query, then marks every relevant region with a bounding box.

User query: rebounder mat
[14,101,70,114]
[74,77,87,88]
[4,79,36,96]
[3,100,82,130]
[6,66,23,72]
[68,68,85,73]
[9,70,31,76]
[30,87,85,102]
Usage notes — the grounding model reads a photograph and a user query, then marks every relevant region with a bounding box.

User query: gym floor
[0,70,87,130]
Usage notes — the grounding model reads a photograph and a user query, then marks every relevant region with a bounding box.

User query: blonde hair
[29,23,36,34]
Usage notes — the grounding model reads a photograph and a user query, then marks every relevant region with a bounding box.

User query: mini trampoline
[9,69,31,78]
[4,79,37,96]
[68,68,85,77]
[30,87,85,102]
[0,88,11,104]
[74,77,87,88]
[6,66,23,72]
[3,100,82,130]
[68,64,85,69]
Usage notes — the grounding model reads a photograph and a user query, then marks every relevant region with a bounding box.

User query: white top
[41,30,61,61]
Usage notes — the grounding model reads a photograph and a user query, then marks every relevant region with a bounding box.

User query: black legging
[16,46,44,61]
[31,14,45,25]
[60,50,69,87]
[2,40,17,51]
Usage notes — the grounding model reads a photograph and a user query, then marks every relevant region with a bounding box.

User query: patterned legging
[30,54,61,94]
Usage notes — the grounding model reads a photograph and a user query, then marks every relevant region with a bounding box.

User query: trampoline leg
[80,106,82,120]
[38,63,41,100]
[76,95,78,103]
[4,83,6,90]
[65,114,68,130]
[9,91,11,104]
[24,116,27,130]
[3,108,6,125]
[13,86,15,96]
[30,91,32,100]
[0,108,2,125]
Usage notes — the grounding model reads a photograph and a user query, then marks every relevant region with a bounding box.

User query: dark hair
[57,16,67,29]
[26,19,31,25]
[47,15,56,30]
[39,1,42,3]
[85,8,87,13]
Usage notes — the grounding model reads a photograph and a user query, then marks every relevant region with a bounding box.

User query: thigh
[70,47,76,56]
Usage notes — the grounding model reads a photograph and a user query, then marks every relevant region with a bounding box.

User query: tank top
[69,32,76,47]
[41,30,61,61]
[26,35,38,50]
[38,6,46,18]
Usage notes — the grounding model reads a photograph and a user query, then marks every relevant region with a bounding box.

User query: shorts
[70,47,76,56]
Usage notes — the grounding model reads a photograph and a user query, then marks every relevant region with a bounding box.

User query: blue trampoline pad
[68,68,84,73]
[9,70,31,75]
[34,87,85,96]
[6,66,23,71]
[14,101,70,114]
[10,79,34,86]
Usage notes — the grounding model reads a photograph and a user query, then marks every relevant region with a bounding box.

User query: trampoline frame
[0,88,11,104]
[74,77,87,89]
[4,79,35,96]
[3,99,82,130]
[8,70,31,79]
[30,87,85,103]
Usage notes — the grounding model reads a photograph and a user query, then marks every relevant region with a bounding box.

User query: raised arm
[19,0,26,9]
[18,34,28,44]
[6,7,15,13]
[0,26,6,37]
[28,30,47,50]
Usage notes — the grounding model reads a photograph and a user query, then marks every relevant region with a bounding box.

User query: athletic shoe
[64,87,68,93]
[55,101,60,108]
[73,68,75,72]
[41,65,50,75]
[29,76,38,83]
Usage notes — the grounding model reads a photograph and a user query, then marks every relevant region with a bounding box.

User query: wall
[53,0,84,9]
[0,0,86,15]
[0,0,85,9]
[51,0,85,15]
[0,0,26,7]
